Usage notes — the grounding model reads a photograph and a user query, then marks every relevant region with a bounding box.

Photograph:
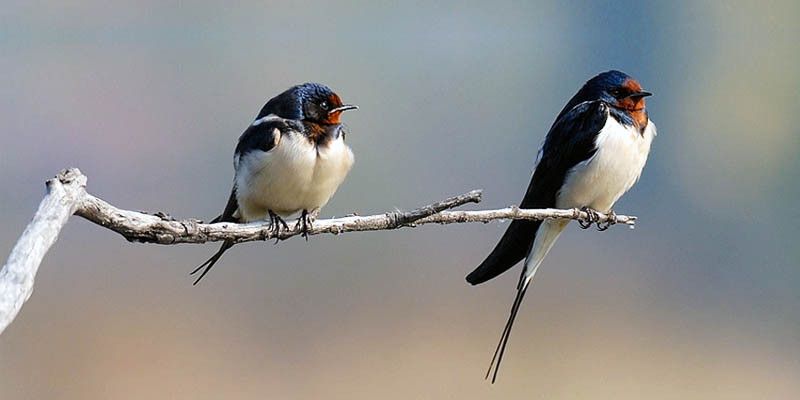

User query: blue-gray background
[1,1,798,398]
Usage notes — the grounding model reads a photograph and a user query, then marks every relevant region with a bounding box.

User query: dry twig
[0,168,636,334]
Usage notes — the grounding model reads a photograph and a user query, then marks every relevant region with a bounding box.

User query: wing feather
[466,101,609,284]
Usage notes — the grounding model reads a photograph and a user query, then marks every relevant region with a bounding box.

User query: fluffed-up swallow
[191,83,357,285]
[467,70,656,382]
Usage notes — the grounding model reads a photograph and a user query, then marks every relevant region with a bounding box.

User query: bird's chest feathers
[236,132,354,219]
[557,118,654,211]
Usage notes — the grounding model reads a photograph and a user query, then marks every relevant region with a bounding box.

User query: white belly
[556,118,655,212]
[235,132,354,221]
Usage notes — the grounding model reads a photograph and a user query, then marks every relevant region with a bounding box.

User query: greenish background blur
[1,1,798,399]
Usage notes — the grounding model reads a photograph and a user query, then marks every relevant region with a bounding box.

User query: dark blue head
[556,70,652,122]
[257,82,357,124]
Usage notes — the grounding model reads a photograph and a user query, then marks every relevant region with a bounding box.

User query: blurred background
[1,1,798,399]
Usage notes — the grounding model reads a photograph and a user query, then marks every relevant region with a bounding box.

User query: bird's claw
[578,207,600,229]
[295,209,316,241]
[578,207,616,231]
[268,210,289,244]
[596,209,616,231]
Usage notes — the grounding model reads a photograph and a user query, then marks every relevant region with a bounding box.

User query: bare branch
[0,169,85,334]
[0,168,637,334]
[74,186,486,244]
[414,207,636,226]
[75,188,633,244]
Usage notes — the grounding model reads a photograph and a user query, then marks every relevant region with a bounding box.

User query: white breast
[556,117,655,212]
[235,132,354,221]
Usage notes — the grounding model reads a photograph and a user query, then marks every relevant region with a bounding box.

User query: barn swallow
[467,70,656,382]
[191,83,357,285]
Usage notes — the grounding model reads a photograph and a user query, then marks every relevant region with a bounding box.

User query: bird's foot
[295,209,317,241]
[596,209,617,232]
[578,207,601,229]
[268,210,289,244]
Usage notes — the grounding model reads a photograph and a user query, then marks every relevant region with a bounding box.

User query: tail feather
[190,240,234,285]
[192,188,239,285]
[481,220,569,382]
[466,219,541,285]
[486,271,530,383]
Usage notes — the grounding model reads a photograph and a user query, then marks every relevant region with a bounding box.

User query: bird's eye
[610,89,622,97]
[320,101,329,110]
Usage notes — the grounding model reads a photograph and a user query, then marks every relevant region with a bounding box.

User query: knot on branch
[55,168,87,188]
[181,220,200,235]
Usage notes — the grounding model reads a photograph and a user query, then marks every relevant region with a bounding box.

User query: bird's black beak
[628,90,653,99]
[328,104,358,115]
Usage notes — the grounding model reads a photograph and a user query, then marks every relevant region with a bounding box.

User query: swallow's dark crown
[256,82,336,120]
[555,70,640,123]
